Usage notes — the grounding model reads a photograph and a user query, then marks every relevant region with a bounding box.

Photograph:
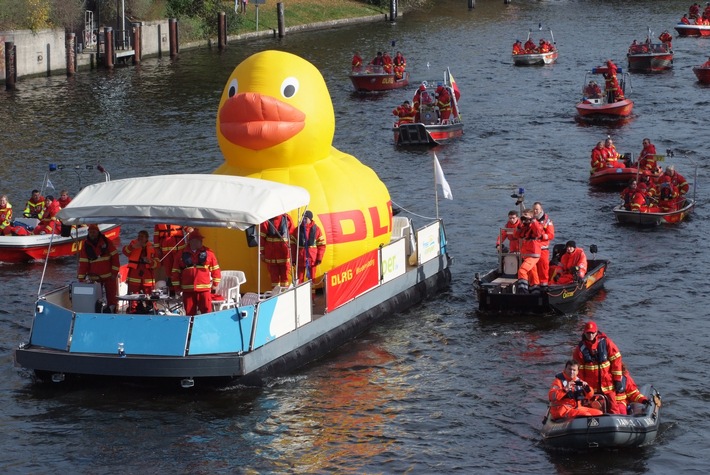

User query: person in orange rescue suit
[393,100,417,126]
[690,3,700,19]
[382,52,394,74]
[532,202,554,288]
[637,138,660,173]
[393,51,406,80]
[23,189,45,218]
[260,214,295,288]
[154,224,186,281]
[657,181,679,212]
[57,190,72,208]
[602,59,624,102]
[658,165,689,196]
[628,182,657,212]
[32,195,61,235]
[703,56,710,68]
[370,51,384,66]
[620,180,638,210]
[78,224,121,312]
[290,210,326,285]
[550,241,587,285]
[351,51,363,72]
[171,228,221,316]
[495,210,521,253]
[602,137,626,168]
[412,83,432,122]
[590,141,607,173]
[680,13,691,24]
[512,209,543,294]
[572,321,625,414]
[583,81,602,99]
[524,38,536,52]
[0,195,13,235]
[435,84,452,123]
[612,363,650,414]
[538,39,551,53]
[122,230,159,313]
[658,30,673,49]
[548,360,604,419]
[512,40,524,55]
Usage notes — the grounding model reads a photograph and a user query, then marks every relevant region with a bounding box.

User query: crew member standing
[393,51,407,80]
[122,230,160,313]
[78,224,121,313]
[290,210,326,285]
[513,208,543,293]
[532,202,555,288]
[171,228,221,316]
[572,321,625,414]
[260,214,295,288]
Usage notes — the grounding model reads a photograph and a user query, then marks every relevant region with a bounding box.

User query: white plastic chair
[212,270,246,311]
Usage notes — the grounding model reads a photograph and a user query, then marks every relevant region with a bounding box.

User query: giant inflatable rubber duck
[207,50,392,292]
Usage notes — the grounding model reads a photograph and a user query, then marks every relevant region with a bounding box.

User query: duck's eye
[281,77,299,98]
[228,78,238,98]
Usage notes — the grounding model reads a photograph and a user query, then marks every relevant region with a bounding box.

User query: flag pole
[433,153,440,219]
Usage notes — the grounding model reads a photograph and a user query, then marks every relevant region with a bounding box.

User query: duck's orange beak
[219,93,306,150]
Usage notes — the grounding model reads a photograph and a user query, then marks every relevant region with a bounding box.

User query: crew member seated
[550,241,587,285]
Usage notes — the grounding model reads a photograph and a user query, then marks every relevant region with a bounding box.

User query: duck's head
[217,50,335,170]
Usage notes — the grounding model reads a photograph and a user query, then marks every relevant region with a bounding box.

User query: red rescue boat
[626,28,673,72]
[576,64,633,120]
[693,64,710,84]
[589,166,661,188]
[674,23,710,37]
[349,66,410,92]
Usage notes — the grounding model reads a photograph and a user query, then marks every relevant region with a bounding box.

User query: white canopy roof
[56,174,310,229]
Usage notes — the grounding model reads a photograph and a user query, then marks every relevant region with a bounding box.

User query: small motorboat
[541,385,662,449]
[576,65,633,121]
[512,29,558,66]
[0,164,120,263]
[589,165,661,188]
[692,64,710,84]
[393,68,463,146]
[473,245,609,316]
[626,28,673,72]
[349,66,410,92]
[674,22,710,37]
[613,197,695,226]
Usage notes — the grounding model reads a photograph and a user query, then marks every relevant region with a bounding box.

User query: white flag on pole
[46,178,56,190]
[434,154,453,200]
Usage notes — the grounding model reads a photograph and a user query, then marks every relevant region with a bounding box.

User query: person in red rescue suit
[550,241,587,285]
[524,38,536,52]
[290,210,326,285]
[601,59,624,102]
[495,210,521,253]
[382,52,393,74]
[78,224,121,312]
[590,141,607,173]
[612,364,650,414]
[171,228,221,316]
[620,180,639,210]
[412,83,433,122]
[393,100,417,126]
[658,165,689,196]
[637,138,660,173]
[351,51,363,72]
[393,51,406,80]
[57,190,72,208]
[122,230,160,313]
[32,195,61,235]
[532,202,555,288]
[154,224,187,281]
[260,214,295,288]
[602,137,626,168]
[548,360,604,419]
[512,40,524,55]
[658,30,673,49]
[572,321,625,414]
[435,84,452,123]
[513,209,543,293]
[627,182,658,213]
[0,195,14,235]
[23,189,45,218]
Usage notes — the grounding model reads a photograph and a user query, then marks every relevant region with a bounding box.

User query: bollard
[390,0,397,21]
[504,0,511,4]
[169,18,179,58]
[468,0,476,9]
[132,22,142,64]
[66,32,76,76]
[104,27,115,69]
[218,12,227,50]
[5,42,17,90]
[277,3,285,38]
